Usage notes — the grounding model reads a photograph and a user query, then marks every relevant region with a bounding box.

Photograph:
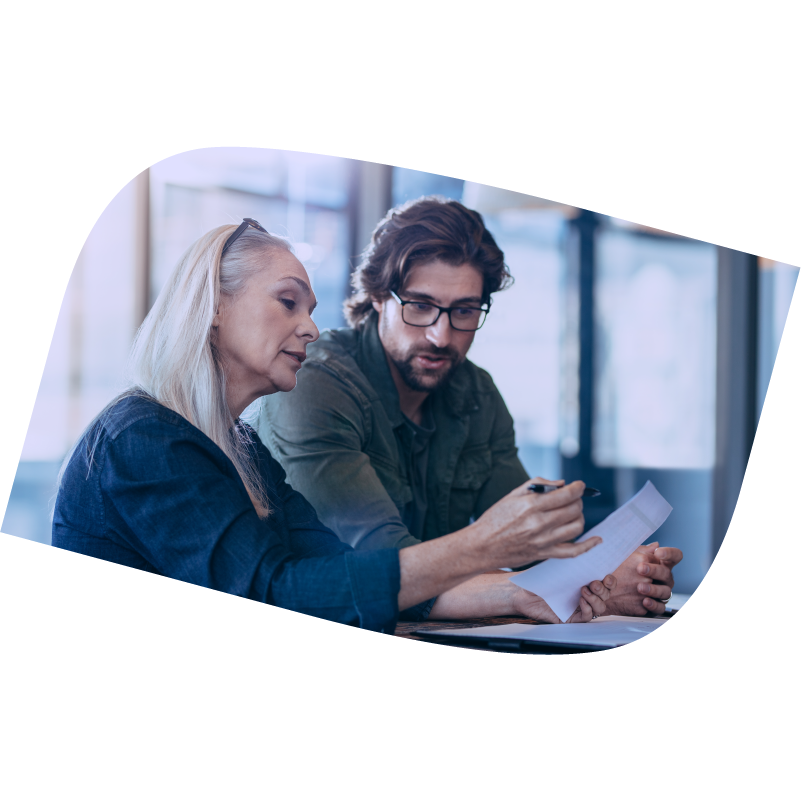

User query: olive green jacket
[256,313,528,551]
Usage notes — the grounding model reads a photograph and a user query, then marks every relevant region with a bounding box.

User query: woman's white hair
[59,223,292,518]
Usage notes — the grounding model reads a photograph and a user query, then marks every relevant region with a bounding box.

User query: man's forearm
[397,479,592,611]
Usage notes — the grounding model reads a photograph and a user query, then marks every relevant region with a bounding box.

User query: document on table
[510,481,673,622]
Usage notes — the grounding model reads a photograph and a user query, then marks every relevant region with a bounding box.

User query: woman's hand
[471,478,600,569]
[511,574,617,623]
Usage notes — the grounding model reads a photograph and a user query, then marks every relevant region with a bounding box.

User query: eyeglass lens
[402,303,487,331]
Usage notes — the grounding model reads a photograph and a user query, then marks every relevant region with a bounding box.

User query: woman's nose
[304,315,320,342]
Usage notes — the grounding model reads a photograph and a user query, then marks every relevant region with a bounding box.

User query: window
[391,167,464,206]
[466,202,570,480]
[150,148,354,332]
[593,225,717,469]
[758,258,799,417]
[4,149,356,544]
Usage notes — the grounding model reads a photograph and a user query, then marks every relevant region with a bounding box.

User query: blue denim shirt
[52,395,402,633]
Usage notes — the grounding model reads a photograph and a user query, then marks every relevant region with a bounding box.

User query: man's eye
[411,303,433,312]
[453,307,480,317]
[280,298,296,310]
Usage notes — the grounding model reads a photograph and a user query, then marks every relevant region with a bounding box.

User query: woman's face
[213,248,319,417]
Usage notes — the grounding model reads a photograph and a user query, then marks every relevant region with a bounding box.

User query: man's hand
[472,478,600,569]
[605,542,683,616]
[512,574,617,623]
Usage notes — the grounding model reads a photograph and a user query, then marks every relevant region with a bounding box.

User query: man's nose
[425,313,453,348]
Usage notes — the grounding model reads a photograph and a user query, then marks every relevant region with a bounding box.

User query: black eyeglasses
[389,290,491,332]
[222,218,269,255]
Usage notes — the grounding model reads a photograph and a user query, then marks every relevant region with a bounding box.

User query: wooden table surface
[395,615,538,639]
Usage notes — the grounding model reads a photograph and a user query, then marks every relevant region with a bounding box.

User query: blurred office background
[3,147,797,594]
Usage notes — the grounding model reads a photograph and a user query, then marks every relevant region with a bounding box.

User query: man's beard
[389,345,463,393]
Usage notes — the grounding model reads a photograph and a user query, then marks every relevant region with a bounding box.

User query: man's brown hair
[344,196,513,327]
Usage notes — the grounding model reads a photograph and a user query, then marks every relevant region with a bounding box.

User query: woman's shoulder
[98,393,195,441]
[63,393,214,482]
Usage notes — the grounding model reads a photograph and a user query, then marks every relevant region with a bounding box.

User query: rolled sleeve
[260,548,401,632]
[344,549,402,632]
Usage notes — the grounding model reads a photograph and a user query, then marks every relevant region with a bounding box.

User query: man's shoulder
[261,327,378,428]
[453,359,505,406]
[307,326,358,365]
[463,359,500,390]
[299,327,376,396]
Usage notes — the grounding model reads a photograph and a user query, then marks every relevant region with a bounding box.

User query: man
[258,197,681,620]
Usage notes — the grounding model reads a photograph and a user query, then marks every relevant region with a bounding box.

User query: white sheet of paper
[426,616,666,649]
[509,481,673,622]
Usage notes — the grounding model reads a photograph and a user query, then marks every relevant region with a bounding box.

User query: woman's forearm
[397,525,492,610]
[428,573,520,619]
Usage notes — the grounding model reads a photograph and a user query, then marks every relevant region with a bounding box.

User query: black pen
[528,483,601,498]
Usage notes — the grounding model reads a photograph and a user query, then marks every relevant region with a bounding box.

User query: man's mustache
[407,346,460,362]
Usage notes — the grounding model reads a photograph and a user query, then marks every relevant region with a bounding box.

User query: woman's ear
[212,307,222,328]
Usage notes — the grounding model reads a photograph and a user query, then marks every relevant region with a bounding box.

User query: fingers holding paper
[566,574,618,622]
[507,482,675,622]
[512,573,617,623]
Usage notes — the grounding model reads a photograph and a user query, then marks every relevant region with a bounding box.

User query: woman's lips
[282,351,305,367]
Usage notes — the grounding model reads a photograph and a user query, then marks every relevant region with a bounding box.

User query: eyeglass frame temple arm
[221,218,269,256]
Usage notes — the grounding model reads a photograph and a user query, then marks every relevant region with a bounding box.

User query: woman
[53,219,612,633]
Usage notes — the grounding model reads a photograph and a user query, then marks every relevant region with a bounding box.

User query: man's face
[373,258,484,393]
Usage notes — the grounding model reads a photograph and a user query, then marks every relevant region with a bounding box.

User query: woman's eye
[280,298,296,310]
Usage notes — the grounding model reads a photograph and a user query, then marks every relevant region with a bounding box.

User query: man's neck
[385,355,428,425]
